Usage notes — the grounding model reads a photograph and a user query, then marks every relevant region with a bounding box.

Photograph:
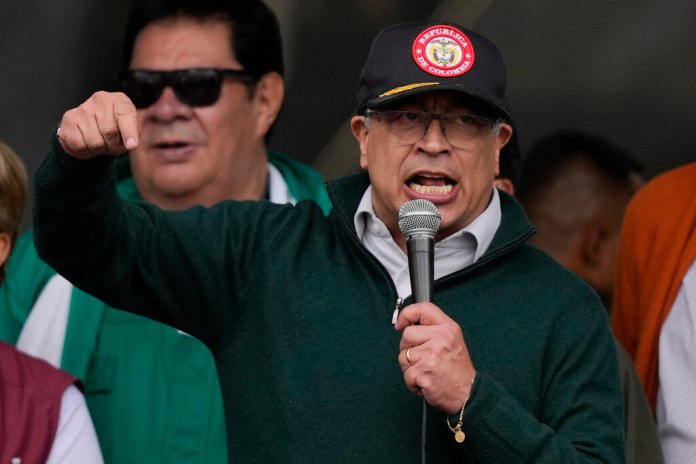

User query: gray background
[2,0,695,231]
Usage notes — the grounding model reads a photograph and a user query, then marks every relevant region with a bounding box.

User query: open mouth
[155,141,190,150]
[407,173,455,195]
[151,140,196,160]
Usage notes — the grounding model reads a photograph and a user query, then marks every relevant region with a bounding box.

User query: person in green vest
[32,20,625,462]
[0,1,329,462]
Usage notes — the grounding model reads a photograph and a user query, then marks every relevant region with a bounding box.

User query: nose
[417,116,451,155]
[146,86,194,122]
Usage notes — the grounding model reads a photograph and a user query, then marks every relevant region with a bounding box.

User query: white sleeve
[45,384,104,464]
[657,259,696,463]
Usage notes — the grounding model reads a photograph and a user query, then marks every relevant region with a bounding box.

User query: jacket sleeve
[33,137,321,350]
[33,138,269,347]
[459,305,625,463]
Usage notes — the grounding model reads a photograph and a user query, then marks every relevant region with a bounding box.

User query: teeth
[409,183,453,195]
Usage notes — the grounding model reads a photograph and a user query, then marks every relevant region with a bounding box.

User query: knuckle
[85,140,106,154]
[431,337,449,354]
[418,376,432,391]
[89,91,114,107]
[420,354,438,372]
[69,145,91,157]
[61,108,78,125]
[82,133,105,153]
[442,327,460,345]
[114,104,136,118]
[102,125,121,140]
[92,90,111,99]
[114,93,137,117]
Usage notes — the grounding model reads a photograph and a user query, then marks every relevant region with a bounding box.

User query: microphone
[397,199,441,302]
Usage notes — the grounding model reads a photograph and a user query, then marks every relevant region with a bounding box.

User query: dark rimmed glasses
[365,110,500,147]
[121,68,257,109]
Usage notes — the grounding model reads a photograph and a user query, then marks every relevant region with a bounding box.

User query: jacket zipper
[391,297,403,325]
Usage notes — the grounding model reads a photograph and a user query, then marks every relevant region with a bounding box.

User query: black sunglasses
[121,68,257,108]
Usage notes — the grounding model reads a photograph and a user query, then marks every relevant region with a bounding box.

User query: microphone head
[397,199,441,239]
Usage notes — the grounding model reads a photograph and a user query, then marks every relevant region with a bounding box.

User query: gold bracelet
[446,394,470,443]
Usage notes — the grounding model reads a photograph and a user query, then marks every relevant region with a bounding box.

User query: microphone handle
[407,235,434,303]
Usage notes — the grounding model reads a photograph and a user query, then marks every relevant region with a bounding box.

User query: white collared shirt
[353,187,502,299]
[657,259,696,463]
[267,162,296,205]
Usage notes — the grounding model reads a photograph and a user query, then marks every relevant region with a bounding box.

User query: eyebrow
[387,103,480,114]
[389,94,485,113]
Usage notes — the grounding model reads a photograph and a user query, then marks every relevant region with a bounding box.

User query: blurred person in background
[516,129,662,463]
[517,129,644,308]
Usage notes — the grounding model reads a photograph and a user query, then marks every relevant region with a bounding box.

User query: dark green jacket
[33,142,625,463]
[1,150,330,464]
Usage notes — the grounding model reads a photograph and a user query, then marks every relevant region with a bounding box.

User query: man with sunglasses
[33,20,624,462]
[0,1,329,463]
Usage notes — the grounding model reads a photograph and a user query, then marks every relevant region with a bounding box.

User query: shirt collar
[354,186,502,262]
[268,162,296,205]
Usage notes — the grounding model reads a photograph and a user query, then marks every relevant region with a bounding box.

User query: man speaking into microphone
[33,20,624,463]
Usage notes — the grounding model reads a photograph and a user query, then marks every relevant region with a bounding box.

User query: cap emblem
[412,25,475,77]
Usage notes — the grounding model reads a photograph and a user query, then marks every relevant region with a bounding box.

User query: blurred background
[2,0,695,231]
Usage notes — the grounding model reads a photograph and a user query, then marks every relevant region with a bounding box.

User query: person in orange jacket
[612,162,696,462]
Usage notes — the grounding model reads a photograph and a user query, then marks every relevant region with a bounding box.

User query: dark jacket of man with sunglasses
[0,1,331,463]
[32,20,624,463]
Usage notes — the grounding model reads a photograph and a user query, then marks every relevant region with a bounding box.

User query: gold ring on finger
[406,347,413,365]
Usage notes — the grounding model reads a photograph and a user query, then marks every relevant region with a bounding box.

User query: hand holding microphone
[395,199,476,416]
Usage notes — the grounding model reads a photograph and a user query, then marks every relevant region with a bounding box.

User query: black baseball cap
[356,21,511,120]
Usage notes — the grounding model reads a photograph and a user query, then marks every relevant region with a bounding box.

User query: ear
[579,223,606,269]
[495,123,513,150]
[0,232,11,268]
[350,116,370,171]
[576,222,619,306]
[253,72,285,139]
[493,124,513,177]
[493,178,515,196]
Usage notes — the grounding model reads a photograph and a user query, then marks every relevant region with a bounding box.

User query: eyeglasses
[365,110,500,147]
[121,68,257,109]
